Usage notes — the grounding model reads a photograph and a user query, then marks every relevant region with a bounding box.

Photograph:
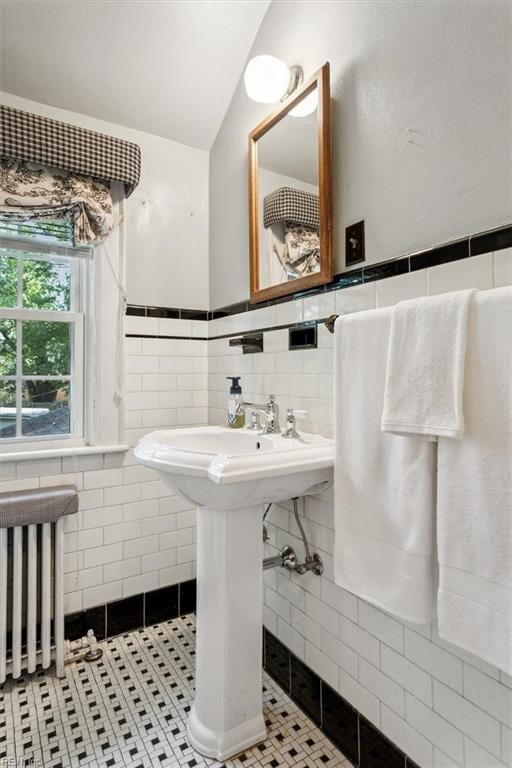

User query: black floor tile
[264,630,290,693]
[290,655,321,726]
[359,717,406,768]
[179,579,197,615]
[107,594,144,637]
[145,585,179,625]
[65,606,106,641]
[321,681,359,766]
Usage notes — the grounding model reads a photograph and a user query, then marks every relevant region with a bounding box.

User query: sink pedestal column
[187,504,266,760]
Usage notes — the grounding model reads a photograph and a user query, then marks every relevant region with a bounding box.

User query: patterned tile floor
[0,614,352,768]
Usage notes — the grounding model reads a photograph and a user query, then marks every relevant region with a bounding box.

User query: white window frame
[0,236,89,450]
[0,184,127,460]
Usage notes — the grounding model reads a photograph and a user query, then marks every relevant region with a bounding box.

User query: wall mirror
[249,62,332,303]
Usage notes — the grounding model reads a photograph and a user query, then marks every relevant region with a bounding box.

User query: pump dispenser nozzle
[226,376,242,394]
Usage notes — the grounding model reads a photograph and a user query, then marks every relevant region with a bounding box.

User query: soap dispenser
[226,377,244,429]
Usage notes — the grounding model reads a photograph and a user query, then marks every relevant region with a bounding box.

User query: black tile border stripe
[126,305,209,320]
[64,578,196,642]
[263,628,412,768]
[126,223,511,323]
[126,333,208,341]
[126,319,328,343]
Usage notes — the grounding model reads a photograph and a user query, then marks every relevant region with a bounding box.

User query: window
[0,222,88,444]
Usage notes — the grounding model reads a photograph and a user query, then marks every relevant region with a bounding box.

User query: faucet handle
[282,409,307,439]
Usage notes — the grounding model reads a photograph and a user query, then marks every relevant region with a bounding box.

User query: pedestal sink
[134,426,334,760]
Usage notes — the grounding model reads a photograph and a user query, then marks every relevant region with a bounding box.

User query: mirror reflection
[257,87,319,290]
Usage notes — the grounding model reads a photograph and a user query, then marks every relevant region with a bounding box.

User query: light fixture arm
[282,65,304,101]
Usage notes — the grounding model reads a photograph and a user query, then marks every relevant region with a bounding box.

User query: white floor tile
[1,614,350,768]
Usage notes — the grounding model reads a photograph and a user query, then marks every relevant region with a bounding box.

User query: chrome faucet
[242,394,281,434]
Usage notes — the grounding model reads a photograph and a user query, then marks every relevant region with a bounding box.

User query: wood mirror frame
[249,62,332,304]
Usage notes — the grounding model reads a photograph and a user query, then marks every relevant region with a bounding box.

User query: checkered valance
[263,186,319,230]
[0,105,141,196]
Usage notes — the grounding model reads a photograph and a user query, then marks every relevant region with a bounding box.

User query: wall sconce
[244,55,318,116]
[244,54,303,104]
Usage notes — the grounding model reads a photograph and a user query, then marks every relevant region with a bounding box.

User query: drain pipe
[262,498,323,576]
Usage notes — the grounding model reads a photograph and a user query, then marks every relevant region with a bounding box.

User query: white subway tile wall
[208,259,512,768]
[1,249,510,768]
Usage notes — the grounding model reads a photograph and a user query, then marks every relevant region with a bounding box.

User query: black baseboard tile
[265,629,412,768]
[64,579,196,642]
[64,605,106,642]
[263,629,291,693]
[359,717,406,768]
[321,681,359,766]
[107,594,144,637]
[145,584,179,626]
[179,579,197,615]
[290,654,321,726]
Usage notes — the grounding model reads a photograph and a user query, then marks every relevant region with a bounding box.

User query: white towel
[333,309,436,625]
[382,290,475,440]
[437,287,512,673]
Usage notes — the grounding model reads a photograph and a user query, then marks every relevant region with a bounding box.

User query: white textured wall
[1,92,210,310]
[209,1,512,308]
[208,247,512,768]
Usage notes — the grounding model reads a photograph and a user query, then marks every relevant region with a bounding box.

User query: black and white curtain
[0,105,141,246]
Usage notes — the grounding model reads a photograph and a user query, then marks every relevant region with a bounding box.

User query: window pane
[23,257,71,311]
[22,321,71,376]
[0,220,73,246]
[0,380,17,437]
[0,253,18,307]
[0,319,17,375]
[21,380,70,436]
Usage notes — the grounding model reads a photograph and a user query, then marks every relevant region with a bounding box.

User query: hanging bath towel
[436,287,512,673]
[333,309,436,625]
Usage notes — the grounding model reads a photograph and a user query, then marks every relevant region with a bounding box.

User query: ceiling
[0,0,271,150]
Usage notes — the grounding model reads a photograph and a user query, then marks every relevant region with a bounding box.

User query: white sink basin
[134,425,334,760]
[134,426,334,510]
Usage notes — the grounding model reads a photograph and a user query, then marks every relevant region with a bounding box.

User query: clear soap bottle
[226,377,244,429]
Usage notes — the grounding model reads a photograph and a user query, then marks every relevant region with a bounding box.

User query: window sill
[0,443,130,463]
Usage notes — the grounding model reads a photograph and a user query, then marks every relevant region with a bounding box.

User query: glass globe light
[244,55,291,104]
[289,89,318,117]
